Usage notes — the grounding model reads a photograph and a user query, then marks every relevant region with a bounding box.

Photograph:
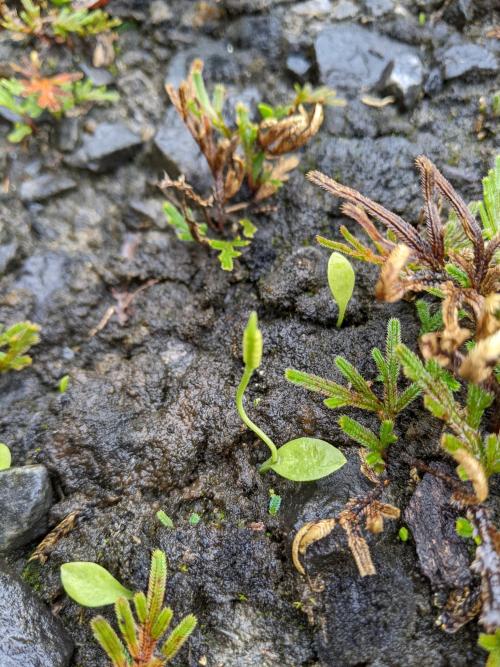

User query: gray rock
[165,39,236,89]
[0,561,73,667]
[424,67,443,96]
[0,465,53,552]
[154,107,211,191]
[286,54,312,80]
[79,63,114,86]
[19,174,77,203]
[377,53,424,109]
[442,44,497,81]
[315,25,417,92]
[292,0,332,16]
[57,117,80,153]
[362,0,394,16]
[150,0,172,23]
[67,122,143,172]
[331,0,359,19]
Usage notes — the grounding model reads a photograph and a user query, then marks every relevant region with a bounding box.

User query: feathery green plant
[236,312,346,481]
[61,550,197,667]
[1,0,120,41]
[286,319,420,471]
[397,344,500,482]
[0,321,40,372]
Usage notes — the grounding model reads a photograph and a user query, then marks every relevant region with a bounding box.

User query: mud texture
[0,0,499,665]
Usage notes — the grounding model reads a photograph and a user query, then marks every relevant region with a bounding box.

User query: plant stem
[236,366,279,466]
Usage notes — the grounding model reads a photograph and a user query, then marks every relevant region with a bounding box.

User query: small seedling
[268,490,282,516]
[1,0,121,42]
[287,319,420,472]
[455,517,481,545]
[236,312,346,481]
[58,374,70,393]
[327,252,355,327]
[0,443,11,470]
[0,51,119,142]
[156,511,174,528]
[398,526,409,542]
[61,550,197,666]
[0,320,40,372]
[188,512,201,526]
[161,60,344,271]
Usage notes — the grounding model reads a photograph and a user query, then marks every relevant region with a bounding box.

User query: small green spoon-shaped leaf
[328,252,355,328]
[0,443,11,470]
[61,562,133,608]
[261,437,346,481]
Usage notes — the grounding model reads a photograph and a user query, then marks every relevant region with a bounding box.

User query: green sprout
[58,375,70,393]
[287,319,420,472]
[479,630,500,667]
[398,526,409,542]
[327,251,355,328]
[61,550,197,667]
[236,312,346,481]
[188,512,201,526]
[268,489,282,516]
[156,511,174,528]
[0,321,40,372]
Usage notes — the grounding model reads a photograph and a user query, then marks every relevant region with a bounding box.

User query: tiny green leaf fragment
[61,562,133,607]
[263,437,346,481]
[0,443,11,470]
[327,252,355,327]
[59,374,70,393]
[239,218,257,239]
[188,512,201,526]
[156,510,174,528]
[398,526,409,542]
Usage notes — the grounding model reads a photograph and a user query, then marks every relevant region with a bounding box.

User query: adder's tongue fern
[236,312,279,467]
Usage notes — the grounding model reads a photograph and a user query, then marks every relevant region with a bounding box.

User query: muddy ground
[0,0,499,665]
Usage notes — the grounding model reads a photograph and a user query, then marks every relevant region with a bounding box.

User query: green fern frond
[147,550,167,625]
[151,607,174,641]
[415,299,443,335]
[115,597,139,658]
[338,416,380,450]
[91,616,129,667]
[479,155,500,240]
[466,384,494,430]
[334,357,380,407]
[161,614,198,661]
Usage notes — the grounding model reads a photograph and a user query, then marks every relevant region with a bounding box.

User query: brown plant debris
[28,511,79,565]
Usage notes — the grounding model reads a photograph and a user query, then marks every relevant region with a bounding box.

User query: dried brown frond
[339,519,376,576]
[258,104,324,155]
[158,174,214,208]
[446,445,489,505]
[459,330,500,384]
[292,519,336,576]
[475,293,500,341]
[254,155,300,202]
[375,244,413,302]
[415,156,445,266]
[307,171,434,263]
[420,283,472,367]
[28,511,79,564]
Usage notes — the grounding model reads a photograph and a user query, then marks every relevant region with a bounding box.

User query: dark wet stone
[226,15,283,60]
[154,107,211,191]
[441,44,497,81]
[57,117,80,153]
[315,24,418,92]
[67,122,143,172]
[0,465,52,552]
[286,54,312,80]
[377,53,425,109]
[316,551,417,665]
[19,174,77,203]
[223,0,295,14]
[405,464,471,589]
[443,0,474,27]
[0,561,73,667]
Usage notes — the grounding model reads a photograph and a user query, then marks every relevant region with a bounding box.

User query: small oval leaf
[61,562,133,608]
[265,437,346,481]
[0,443,11,470]
[327,252,355,328]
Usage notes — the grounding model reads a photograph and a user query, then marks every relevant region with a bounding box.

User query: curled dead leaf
[292,519,336,576]
[459,330,500,384]
[258,104,324,155]
[375,244,411,301]
[447,445,489,505]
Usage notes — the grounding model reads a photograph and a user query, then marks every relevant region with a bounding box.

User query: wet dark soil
[0,0,499,665]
